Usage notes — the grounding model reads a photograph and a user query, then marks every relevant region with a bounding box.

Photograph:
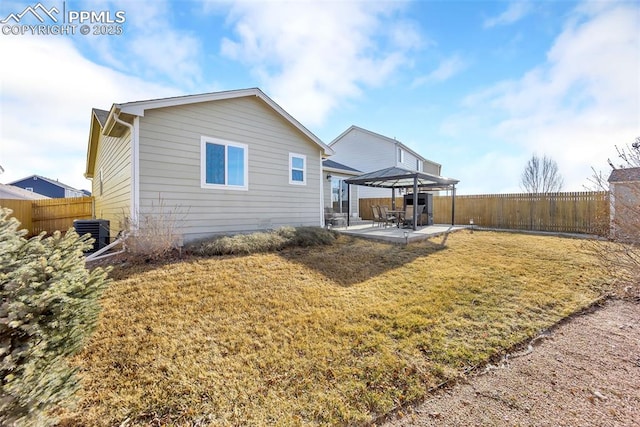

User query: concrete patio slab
[334,223,466,244]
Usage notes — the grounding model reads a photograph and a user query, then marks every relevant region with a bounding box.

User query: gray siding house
[85,88,333,244]
[329,126,442,202]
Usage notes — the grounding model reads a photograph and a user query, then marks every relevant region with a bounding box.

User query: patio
[334,222,466,244]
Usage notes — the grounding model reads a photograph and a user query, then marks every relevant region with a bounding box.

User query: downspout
[319,151,325,226]
[412,176,418,230]
[113,113,139,231]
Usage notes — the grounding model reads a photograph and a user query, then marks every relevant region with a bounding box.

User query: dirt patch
[380,299,640,427]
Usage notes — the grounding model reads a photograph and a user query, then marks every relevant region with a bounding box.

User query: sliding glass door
[330,177,349,213]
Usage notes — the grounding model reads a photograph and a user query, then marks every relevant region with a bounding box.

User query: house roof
[345,166,459,190]
[0,183,50,200]
[7,174,83,193]
[86,88,334,178]
[92,108,109,127]
[329,125,442,169]
[608,167,640,183]
[322,159,361,174]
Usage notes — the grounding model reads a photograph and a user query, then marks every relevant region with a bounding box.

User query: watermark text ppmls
[1,2,126,36]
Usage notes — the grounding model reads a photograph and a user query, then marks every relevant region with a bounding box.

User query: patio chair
[379,206,397,227]
[403,205,426,227]
[371,205,383,227]
[403,205,414,227]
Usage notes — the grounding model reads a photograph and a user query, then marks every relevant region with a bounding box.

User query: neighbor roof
[608,167,640,183]
[345,166,458,190]
[0,183,50,200]
[322,159,361,173]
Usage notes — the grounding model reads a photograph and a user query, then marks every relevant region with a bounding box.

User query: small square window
[289,153,306,185]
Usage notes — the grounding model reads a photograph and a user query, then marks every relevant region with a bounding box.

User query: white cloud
[76,0,203,88]
[0,36,180,190]
[484,1,533,28]
[458,2,640,191]
[219,1,421,126]
[413,54,467,86]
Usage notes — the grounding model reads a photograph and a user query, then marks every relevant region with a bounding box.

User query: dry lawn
[59,231,608,426]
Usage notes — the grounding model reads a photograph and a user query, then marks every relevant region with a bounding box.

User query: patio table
[387,210,405,228]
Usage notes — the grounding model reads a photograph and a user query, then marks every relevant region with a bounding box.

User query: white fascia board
[115,88,334,156]
[116,88,260,117]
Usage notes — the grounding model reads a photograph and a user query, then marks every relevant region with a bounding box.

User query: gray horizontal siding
[330,128,395,173]
[93,131,131,238]
[137,96,323,241]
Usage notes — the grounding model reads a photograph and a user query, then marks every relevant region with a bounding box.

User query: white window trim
[398,147,404,163]
[201,136,249,191]
[289,153,307,185]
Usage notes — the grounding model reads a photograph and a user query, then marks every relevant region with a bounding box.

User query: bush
[0,208,110,426]
[187,226,338,256]
[587,139,640,300]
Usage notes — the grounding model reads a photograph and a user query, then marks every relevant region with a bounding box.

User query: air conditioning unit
[74,219,110,253]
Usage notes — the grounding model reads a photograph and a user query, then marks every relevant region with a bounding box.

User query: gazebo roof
[345,166,459,190]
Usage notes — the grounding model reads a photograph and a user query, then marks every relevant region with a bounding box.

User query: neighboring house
[85,88,334,244]
[7,175,86,198]
[328,125,442,200]
[608,167,640,242]
[322,159,360,217]
[0,183,50,200]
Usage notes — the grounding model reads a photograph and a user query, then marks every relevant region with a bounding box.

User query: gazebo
[344,166,460,230]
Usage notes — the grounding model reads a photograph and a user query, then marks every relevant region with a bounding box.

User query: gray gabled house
[85,88,334,244]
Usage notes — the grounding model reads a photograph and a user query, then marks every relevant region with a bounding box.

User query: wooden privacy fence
[360,198,408,221]
[0,197,94,237]
[360,192,609,235]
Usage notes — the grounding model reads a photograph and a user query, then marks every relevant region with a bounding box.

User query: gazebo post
[391,187,396,210]
[413,176,418,230]
[451,185,456,226]
[347,183,350,227]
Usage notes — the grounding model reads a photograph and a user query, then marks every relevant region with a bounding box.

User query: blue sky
[1,0,638,194]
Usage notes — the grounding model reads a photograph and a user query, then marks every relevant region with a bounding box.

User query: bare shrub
[125,196,187,259]
[586,139,640,300]
[187,226,338,256]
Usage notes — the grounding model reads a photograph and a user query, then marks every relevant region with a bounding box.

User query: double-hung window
[201,136,248,190]
[289,153,306,185]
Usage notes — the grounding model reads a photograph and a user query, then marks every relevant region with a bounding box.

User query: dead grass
[59,231,609,426]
